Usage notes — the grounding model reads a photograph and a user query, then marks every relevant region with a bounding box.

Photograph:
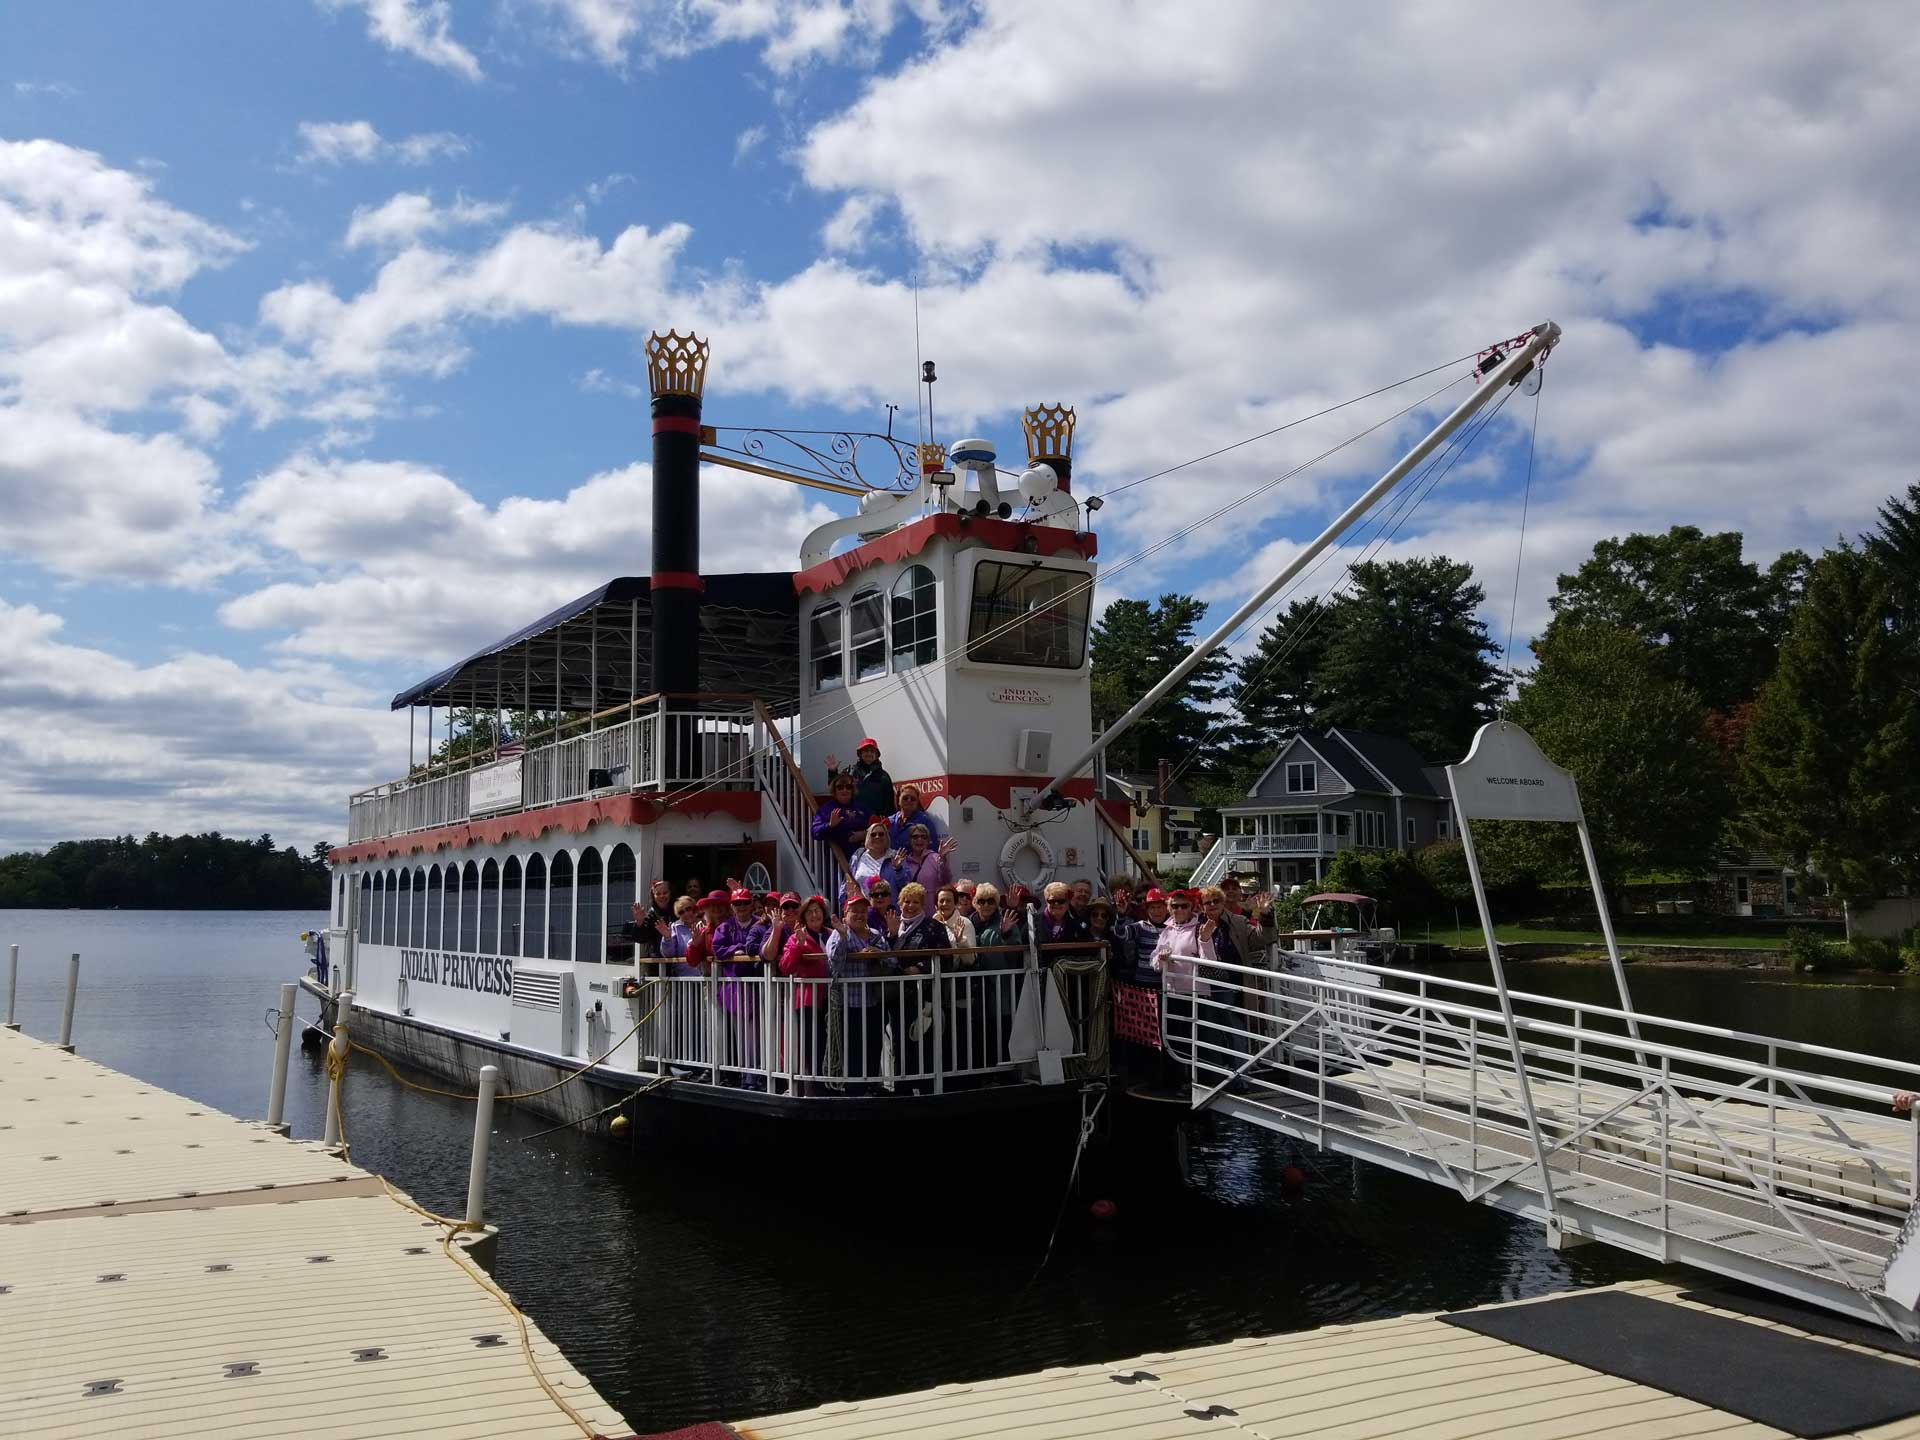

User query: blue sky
[3,1,1916,852]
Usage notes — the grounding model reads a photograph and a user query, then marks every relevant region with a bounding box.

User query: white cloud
[12,80,79,100]
[295,119,469,167]
[529,0,956,72]
[0,597,394,851]
[344,191,509,249]
[220,455,835,662]
[734,124,768,164]
[317,0,483,81]
[820,192,881,251]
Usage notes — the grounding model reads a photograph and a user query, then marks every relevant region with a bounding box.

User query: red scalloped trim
[330,790,761,865]
[793,514,1096,596]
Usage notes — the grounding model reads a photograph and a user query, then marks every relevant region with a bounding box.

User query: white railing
[346,695,762,842]
[1169,948,1920,1336]
[750,702,851,898]
[639,956,1099,1094]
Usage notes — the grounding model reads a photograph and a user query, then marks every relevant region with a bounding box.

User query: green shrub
[1848,935,1903,973]
[1785,927,1829,975]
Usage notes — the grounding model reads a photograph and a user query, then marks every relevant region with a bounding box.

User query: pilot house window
[966,562,1089,669]
[849,587,887,682]
[890,565,937,671]
[809,603,843,693]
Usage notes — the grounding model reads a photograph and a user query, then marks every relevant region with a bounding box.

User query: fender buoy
[999,828,1057,890]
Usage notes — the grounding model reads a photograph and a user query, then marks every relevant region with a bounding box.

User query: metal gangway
[1167,721,1920,1340]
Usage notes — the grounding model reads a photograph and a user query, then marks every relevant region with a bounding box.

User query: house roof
[1104,768,1199,810]
[1330,729,1448,799]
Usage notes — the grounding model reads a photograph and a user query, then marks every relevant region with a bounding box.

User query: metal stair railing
[750,700,857,899]
[1171,948,1920,1338]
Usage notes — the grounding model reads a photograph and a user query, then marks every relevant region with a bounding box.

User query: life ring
[999,828,1057,891]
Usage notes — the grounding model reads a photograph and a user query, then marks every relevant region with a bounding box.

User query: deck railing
[347,694,767,842]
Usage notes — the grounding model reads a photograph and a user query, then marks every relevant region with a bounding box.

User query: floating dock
[0,1024,631,1440]
[730,1279,1920,1440]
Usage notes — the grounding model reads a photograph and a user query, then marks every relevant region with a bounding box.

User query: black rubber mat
[1677,1283,1920,1360]
[1439,1289,1920,1438]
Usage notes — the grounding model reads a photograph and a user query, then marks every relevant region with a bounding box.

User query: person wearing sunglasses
[969,881,1025,1068]
[1197,883,1279,1064]
[1036,880,1090,968]
[1150,889,1213,1075]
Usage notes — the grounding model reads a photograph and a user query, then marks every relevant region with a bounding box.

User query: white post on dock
[4,943,18,1030]
[56,952,79,1052]
[322,991,354,1149]
[465,1064,500,1228]
[266,982,297,1134]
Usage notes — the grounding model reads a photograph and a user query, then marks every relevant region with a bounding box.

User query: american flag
[497,733,525,758]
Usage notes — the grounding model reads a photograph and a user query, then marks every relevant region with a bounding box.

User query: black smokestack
[646,330,708,695]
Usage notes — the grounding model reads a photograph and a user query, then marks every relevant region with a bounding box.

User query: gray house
[1195,728,1458,889]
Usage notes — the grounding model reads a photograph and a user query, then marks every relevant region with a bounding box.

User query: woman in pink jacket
[778,895,833,1094]
[1149,890,1215,1074]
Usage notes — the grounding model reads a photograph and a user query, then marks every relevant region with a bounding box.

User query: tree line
[0,833,333,910]
[1091,481,1920,908]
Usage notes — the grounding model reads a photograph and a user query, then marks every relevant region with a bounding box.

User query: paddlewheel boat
[303,320,1564,1156]
[304,331,1133,1144]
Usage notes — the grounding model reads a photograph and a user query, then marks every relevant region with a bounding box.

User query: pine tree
[1866,479,1920,623]
[1741,545,1920,907]
[1089,594,1230,773]
[1311,557,1503,760]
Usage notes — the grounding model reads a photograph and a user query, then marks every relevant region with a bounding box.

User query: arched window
[522,854,547,960]
[500,857,523,958]
[426,866,444,950]
[478,859,500,956]
[549,851,574,961]
[357,872,372,942]
[575,848,604,963]
[605,843,636,960]
[460,860,480,953]
[809,601,844,692]
[410,867,427,947]
[445,863,462,950]
[849,586,886,682]
[371,871,385,945]
[891,564,937,671]
[385,869,400,944]
[336,874,347,926]
[397,869,413,947]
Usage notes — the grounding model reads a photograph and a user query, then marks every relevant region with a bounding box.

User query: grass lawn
[1413,924,1786,951]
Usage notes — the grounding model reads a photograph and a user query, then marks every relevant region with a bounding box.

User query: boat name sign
[399,947,515,996]
[470,756,523,815]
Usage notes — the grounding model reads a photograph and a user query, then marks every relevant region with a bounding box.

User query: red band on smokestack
[651,571,706,592]
[652,415,702,436]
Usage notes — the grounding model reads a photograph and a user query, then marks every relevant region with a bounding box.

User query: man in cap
[825,737,895,820]
[711,888,766,1087]
[827,890,896,1087]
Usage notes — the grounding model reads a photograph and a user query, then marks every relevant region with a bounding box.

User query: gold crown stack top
[1021,402,1076,488]
[646,329,710,398]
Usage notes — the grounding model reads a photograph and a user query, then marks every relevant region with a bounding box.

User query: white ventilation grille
[511,969,563,1011]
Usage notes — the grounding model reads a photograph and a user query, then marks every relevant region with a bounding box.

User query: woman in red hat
[825,737,894,819]
[778,895,833,1095]
[809,771,869,856]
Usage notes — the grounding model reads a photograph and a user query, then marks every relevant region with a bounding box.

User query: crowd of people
[602,736,1291,1093]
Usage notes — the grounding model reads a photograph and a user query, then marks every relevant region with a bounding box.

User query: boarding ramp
[1171,948,1920,1339]
[1169,717,1920,1340]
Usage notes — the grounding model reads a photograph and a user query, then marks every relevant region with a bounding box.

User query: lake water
[6,908,1918,1433]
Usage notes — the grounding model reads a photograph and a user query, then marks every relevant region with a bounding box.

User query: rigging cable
[1156,381,1522,794]
[1499,364,1545,717]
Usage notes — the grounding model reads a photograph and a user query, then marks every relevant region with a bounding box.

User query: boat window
[426,866,444,949]
[358,873,372,942]
[890,565,937,672]
[477,860,500,956]
[396,869,412,947]
[1285,761,1316,793]
[849,587,886,682]
[576,848,604,963]
[966,562,1090,669]
[460,860,480,953]
[606,844,636,961]
[410,867,427,947]
[387,869,402,944]
[336,874,346,926]
[371,871,386,945]
[809,602,844,692]
[500,857,523,958]
[522,854,546,960]
[549,851,574,962]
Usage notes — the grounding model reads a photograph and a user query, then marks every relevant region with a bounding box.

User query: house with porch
[1193,728,1456,890]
